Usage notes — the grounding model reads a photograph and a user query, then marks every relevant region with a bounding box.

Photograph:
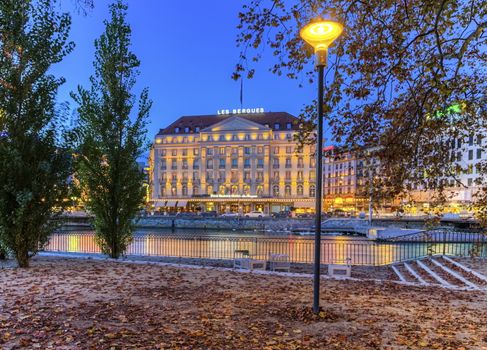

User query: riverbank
[0,256,486,349]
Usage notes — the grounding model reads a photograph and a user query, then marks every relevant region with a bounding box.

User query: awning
[176,200,188,207]
[165,201,177,207]
[294,201,315,208]
[154,201,167,208]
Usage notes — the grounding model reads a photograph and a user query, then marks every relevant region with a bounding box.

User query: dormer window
[286,122,292,130]
[195,127,200,132]
[264,124,270,128]
[175,127,180,133]
[274,123,280,130]
[184,127,190,133]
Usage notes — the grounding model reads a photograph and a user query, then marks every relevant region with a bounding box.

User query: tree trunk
[15,248,30,268]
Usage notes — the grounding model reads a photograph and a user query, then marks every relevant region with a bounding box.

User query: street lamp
[300,18,343,314]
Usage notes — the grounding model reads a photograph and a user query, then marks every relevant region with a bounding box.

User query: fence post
[442,230,446,256]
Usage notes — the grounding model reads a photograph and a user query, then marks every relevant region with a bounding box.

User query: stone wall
[135,216,314,232]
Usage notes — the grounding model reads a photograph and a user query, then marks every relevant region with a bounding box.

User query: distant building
[149,110,317,214]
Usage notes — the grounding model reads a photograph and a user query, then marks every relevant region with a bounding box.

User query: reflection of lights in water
[45,232,483,264]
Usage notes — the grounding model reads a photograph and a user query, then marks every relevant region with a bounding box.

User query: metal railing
[43,231,487,266]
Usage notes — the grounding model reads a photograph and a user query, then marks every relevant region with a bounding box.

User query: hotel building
[149,110,317,214]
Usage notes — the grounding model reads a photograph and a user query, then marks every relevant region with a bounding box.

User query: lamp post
[300,18,343,314]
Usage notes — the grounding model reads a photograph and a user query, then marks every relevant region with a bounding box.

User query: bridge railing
[43,232,487,266]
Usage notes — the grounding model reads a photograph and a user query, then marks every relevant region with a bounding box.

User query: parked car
[244,211,268,218]
[220,212,240,218]
[199,211,217,218]
[272,211,291,218]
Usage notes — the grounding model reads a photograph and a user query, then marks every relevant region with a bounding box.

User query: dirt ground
[0,257,486,350]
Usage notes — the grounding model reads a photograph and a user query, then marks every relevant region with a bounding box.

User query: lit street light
[300,18,343,314]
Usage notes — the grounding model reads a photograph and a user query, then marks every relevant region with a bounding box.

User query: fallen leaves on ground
[0,257,486,349]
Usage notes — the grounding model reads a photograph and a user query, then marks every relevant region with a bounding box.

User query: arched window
[309,185,316,197]
[219,185,225,195]
[243,185,250,195]
[231,185,238,195]
[256,186,263,196]
[272,185,280,197]
[297,185,303,196]
[207,185,213,195]
[285,185,291,196]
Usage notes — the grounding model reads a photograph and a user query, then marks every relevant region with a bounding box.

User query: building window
[206,159,213,169]
[468,178,473,186]
[207,185,213,195]
[310,171,316,181]
[193,186,199,196]
[468,150,473,160]
[219,147,225,155]
[273,171,279,181]
[244,147,251,155]
[171,186,177,196]
[256,185,263,196]
[232,135,238,141]
[286,122,292,130]
[284,185,291,196]
[274,123,280,130]
[309,185,316,197]
[195,127,200,132]
[273,158,280,169]
[256,171,264,182]
[231,158,238,169]
[175,127,180,133]
[193,172,199,180]
[171,159,177,170]
[208,135,213,141]
[243,185,250,195]
[297,185,303,196]
[218,171,225,182]
[286,146,292,154]
[160,187,166,197]
[207,148,213,156]
[285,158,292,168]
[477,148,482,159]
[273,147,279,154]
[272,185,280,197]
[219,159,225,169]
[286,134,292,140]
[469,135,474,146]
[285,171,291,180]
[257,146,263,154]
[231,171,238,182]
[182,149,187,156]
[161,149,166,156]
[257,158,264,168]
[244,134,250,140]
[193,148,199,156]
[258,134,263,140]
[231,185,238,195]
[297,171,303,181]
[171,173,177,181]
[193,159,199,170]
[232,147,238,155]
[161,159,167,170]
[244,171,251,181]
[171,149,177,156]
[182,185,188,196]
[182,159,188,169]
[297,157,304,168]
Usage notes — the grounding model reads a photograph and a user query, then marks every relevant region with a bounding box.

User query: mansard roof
[157,112,300,135]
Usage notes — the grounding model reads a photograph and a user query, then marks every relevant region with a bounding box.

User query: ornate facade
[149,112,317,214]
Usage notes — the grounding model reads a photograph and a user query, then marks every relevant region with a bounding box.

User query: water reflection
[45,230,486,266]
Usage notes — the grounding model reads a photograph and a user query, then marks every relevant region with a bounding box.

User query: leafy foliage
[72,0,151,259]
[235,0,487,222]
[0,0,73,267]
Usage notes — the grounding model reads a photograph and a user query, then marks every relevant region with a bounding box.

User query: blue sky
[53,0,317,144]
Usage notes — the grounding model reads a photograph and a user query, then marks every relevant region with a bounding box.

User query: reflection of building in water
[149,111,317,214]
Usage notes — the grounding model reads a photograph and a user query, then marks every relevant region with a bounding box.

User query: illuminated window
[297,185,303,196]
[171,186,177,196]
[257,185,263,196]
[309,185,316,197]
[285,185,291,196]
[272,185,279,196]
[207,185,213,195]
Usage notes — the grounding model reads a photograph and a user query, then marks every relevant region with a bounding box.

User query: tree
[235,0,486,222]
[72,0,151,259]
[0,0,74,267]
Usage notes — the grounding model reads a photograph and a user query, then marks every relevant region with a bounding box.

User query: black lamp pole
[313,64,325,314]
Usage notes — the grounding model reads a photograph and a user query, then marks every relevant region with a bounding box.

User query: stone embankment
[135,216,313,232]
